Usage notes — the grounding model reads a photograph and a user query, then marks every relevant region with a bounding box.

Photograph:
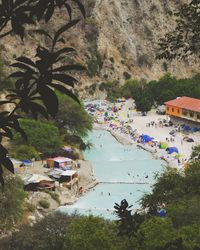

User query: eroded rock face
[92,0,199,82]
[0,1,200,97]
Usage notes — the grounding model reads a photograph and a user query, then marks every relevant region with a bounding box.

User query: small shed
[60,170,78,182]
[22,174,55,191]
[47,157,74,169]
[47,169,78,182]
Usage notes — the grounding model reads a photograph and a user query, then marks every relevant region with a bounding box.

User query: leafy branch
[157,0,200,60]
[0,0,86,188]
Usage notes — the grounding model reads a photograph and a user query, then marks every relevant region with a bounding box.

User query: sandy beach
[89,99,200,169]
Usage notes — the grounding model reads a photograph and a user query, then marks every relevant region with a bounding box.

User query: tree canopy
[157,0,200,60]
[13,119,63,156]
[53,92,92,138]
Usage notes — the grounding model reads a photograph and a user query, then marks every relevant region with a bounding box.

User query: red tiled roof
[165,96,200,113]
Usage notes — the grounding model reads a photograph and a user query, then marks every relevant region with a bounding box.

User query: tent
[191,127,199,132]
[159,142,168,149]
[47,157,73,169]
[141,134,154,143]
[21,159,33,166]
[166,147,179,154]
[183,125,190,131]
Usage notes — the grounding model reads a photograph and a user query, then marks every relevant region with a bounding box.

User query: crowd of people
[85,99,199,168]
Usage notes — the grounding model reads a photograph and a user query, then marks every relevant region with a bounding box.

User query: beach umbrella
[159,142,168,149]
[175,154,184,159]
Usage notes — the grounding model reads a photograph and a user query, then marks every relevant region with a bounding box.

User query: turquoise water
[59,130,165,220]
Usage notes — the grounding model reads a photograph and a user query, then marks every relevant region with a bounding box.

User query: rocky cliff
[0,0,200,97]
[88,0,200,80]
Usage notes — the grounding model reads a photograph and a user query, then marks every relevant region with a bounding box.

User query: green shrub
[54,93,92,138]
[38,199,50,209]
[45,191,60,204]
[162,61,168,71]
[137,54,152,67]
[11,145,39,160]
[123,71,131,80]
[87,52,103,78]
[85,17,94,25]
[64,216,122,250]
[0,174,27,232]
[14,119,63,155]
[0,54,14,91]
[26,203,36,213]
[3,212,76,250]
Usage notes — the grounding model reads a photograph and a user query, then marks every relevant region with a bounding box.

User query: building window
[172,108,174,112]
[190,112,194,118]
[177,109,180,114]
[183,111,187,116]
[167,106,169,111]
[197,114,200,120]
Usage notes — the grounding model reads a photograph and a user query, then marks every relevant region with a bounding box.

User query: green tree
[64,216,120,250]
[54,93,92,137]
[166,196,200,228]
[11,145,39,160]
[141,162,200,215]
[14,119,63,155]
[121,79,140,98]
[4,212,76,250]
[140,167,184,214]
[0,174,27,232]
[136,217,177,250]
[179,224,200,250]
[157,1,200,60]
[135,96,153,113]
[134,88,153,113]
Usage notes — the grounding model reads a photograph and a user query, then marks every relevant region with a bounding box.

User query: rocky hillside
[0,0,200,98]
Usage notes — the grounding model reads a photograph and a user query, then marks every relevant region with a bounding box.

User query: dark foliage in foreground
[0,0,85,187]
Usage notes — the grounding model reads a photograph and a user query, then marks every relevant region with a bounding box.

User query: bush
[3,212,76,250]
[11,145,40,160]
[26,202,36,213]
[0,53,14,91]
[64,216,122,250]
[14,119,63,155]
[123,71,131,80]
[45,191,60,204]
[87,52,103,78]
[137,54,152,67]
[54,93,92,138]
[38,199,50,209]
[0,174,27,232]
